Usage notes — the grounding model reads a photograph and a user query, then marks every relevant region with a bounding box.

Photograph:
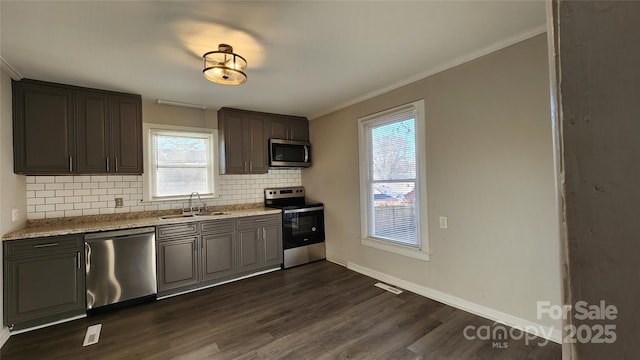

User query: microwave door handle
[304,146,309,162]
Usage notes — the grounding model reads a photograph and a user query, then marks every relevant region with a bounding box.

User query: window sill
[361,237,430,261]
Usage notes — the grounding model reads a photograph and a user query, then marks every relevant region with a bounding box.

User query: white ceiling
[0,1,546,118]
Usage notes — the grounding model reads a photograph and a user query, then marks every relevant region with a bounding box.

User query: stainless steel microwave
[269,138,312,168]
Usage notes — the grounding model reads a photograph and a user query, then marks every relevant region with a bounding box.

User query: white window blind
[358,99,429,260]
[147,127,216,200]
[364,107,418,246]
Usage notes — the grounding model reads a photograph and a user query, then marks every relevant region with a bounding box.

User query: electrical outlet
[439,216,448,229]
[115,198,124,208]
[11,208,19,222]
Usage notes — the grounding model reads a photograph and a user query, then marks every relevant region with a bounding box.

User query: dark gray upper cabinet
[13,79,143,175]
[4,235,85,331]
[12,81,76,174]
[109,95,143,174]
[76,91,110,173]
[218,107,309,174]
[268,115,310,142]
[218,108,269,174]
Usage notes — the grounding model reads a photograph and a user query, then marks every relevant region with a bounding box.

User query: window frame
[142,123,219,202]
[358,99,430,261]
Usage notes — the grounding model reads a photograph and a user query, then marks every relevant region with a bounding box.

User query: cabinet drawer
[200,219,235,234]
[237,214,281,229]
[4,235,83,258]
[156,223,199,240]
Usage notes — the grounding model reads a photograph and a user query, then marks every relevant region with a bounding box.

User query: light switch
[11,208,19,222]
[439,216,448,229]
[115,198,124,207]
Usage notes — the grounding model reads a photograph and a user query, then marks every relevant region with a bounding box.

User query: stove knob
[312,227,316,232]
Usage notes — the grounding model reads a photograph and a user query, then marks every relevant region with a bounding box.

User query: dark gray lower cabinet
[237,214,283,273]
[157,215,282,296]
[4,235,85,330]
[156,236,200,292]
[237,228,261,272]
[201,219,235,281]
[156,223,200,293]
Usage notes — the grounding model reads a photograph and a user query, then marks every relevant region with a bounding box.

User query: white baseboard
[325,257,346,267]
[0,326,9,348]
[346,261,562,344]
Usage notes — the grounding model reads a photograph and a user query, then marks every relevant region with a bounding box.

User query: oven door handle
[283,206,324,214]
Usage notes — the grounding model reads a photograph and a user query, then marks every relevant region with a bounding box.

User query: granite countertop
[2,204,282,241]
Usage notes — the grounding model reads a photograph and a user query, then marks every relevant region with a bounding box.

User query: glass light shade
[202,44,247,85]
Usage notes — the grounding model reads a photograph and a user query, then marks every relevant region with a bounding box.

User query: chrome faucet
[186,192,207,214]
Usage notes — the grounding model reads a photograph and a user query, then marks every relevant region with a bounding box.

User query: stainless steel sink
[157,214,197,220]
[157,212,232,220]
[194,211,232,217]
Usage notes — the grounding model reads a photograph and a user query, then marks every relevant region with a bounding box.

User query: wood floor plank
[0,261,561,359]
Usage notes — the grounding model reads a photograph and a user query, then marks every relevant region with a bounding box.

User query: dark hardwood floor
[1,261,561,359]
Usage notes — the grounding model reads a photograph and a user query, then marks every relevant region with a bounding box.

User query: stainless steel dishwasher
[84,227,157,314]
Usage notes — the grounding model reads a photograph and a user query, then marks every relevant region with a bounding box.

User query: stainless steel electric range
[264,186,325,268]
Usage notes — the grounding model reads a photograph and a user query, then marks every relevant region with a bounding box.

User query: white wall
[303,34,561,332]
[0,69,27,344]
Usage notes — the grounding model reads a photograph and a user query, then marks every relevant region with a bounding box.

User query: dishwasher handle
[84,227,156,240]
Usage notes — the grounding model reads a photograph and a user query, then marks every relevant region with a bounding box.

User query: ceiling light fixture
[202,44,247,85]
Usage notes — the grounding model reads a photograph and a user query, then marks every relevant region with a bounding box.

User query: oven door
[282,207,325,249]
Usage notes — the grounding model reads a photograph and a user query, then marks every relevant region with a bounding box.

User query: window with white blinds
[358,100,429,260]
[142,124,218,201]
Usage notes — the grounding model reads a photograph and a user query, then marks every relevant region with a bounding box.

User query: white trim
[325,257,347,267]
[361,237,430,261]
[0,326,10,348]
[358,99,430,259]
[309,25,547,120]
[9,314,87,335]
[0,57,23,80]
[142,123,219,202]
[346,261,562,344]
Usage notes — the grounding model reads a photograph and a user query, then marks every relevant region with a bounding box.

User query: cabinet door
[157,237,199,292]
[110,95,143,174]
[267,117,288,139]
[287,118,310,142]
[201,232,235,281]
[246,114,269,174]
[237,228,261,272]
[76,91,110,173]
[219,109,247,174]
[12,81,75,174]
[262,224,283,267]
[5,251,84,329]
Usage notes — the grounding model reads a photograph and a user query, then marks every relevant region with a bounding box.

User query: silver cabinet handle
[304,146,309,162]
[69,156,73,172]
[262,228,266,240]
[115,157,119,172]
[77,251,81,269]
[106,157,110,172]
[249,161,253,172]
[34,243,59,248]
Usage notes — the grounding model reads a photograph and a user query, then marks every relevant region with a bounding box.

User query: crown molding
[0,57,23,80]
[309,24,548,120]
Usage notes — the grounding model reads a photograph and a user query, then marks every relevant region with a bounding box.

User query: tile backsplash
[26,169,301,220]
